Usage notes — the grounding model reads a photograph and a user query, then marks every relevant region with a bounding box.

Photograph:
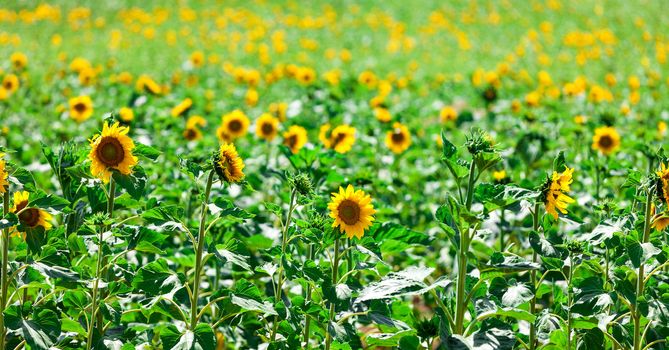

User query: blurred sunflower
[88,122,138,183]
[214,143,245,183]
[220,110,250,140]
[256,113,279,141]
[385,122,411,154]
[135,74,162,95]
[119,107,134,122]
[328,184,376,239]
[171,98,193,118]
[439,106,457,123]
[541,166,575,219]
[0,153,8,193]
[320,124,356,154]
[2,74,19,94]
[269,102,288,121]
[10,52,27,70]
[11,191,52,232]
[283,125,308,154]
[591,126,620,155]
[69,95,94,122]
[374,107,391,123]
[183,127,202,141]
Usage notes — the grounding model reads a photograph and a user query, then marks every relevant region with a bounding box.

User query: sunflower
[0,153,8,193]
[119,107,134,122]
[221,110,250,139]
[321,124,356,154]
[269,102,288,121]
[10,52,28,70]
[187,115,206,129]
[591,126,620,155]
[171,98,193,118]
[11,191,52,231]
[542,166,575,219]
[69,95,94,123]
[135,74,162,95]
[256,113,279,141]
[88,122,138,183]
[214,143,245,183]
[328,185,376,239]
[374,107,391,123]
[492,170,507,183]
[652,211,669,231]
[2,74,19,94]
[385,122,411,154]
[183,127,202,141]
[283,125,308,154]
[439,106,457,123]
[245,88,258,107]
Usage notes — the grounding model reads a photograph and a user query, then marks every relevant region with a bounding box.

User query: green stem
[303,244,314,348]
[190,170,215,330]
[454,159,477,334]
[86,225,105,350]
[499,207,505,251]
[634,188,653,350]
[0,190,10,348]
[270,188,297,342]
[529,202,541,350]
[567,253,574,350]
[325,238,340,350]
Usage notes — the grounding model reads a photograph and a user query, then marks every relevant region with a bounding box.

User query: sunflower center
[74,102,87,113]
[285,135,298,148]
[332,133,346,147]
[598,135,613,148]
[229,120,243,132]
[3,81,12,90]
[96,137,125,166]
[19,207,40,228]
[261,122,275,135]
[338,199,361,225]
[184,128,197,140]
[391,131,405,143]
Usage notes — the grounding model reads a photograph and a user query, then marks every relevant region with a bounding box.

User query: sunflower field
[1,1,669,349]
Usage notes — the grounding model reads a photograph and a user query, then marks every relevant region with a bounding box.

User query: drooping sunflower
[652,210,669,231]
[171,98,193,118]
[2,74,19,94]
[69,95,94,123]
[385,122,411,154]
[88,122,138,183]
[221,110,250,139]
[214,143,245,183]
[283,125,308,154]
[11,191,52,231]
[591,126,621,155]
[256,113,279,141]
[135,74,162,95]
[541,166,575,219]
[0,153,8,193]
[328,185,376,239]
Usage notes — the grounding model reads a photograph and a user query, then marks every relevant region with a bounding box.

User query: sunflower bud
[289,172,314,197]
[566,240,583,254]
[465,129,495,156]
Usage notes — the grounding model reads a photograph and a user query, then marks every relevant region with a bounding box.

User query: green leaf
[356,267,450,302]
[4,306,61,350]
[113,165,148,200]
[134,142,162,161]
[132,259,182,297]
[212,239,251,271]
[160,323,217,350]
[210,198,254,219]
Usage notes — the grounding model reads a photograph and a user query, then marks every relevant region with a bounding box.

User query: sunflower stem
[325,238,340,350]
[86,225,105,350]
[566,251,575,350]
[634,187,653,350]
[190,170,215,330]
[529,202,541,350]
[0,190,10,348]
[270,188,297,342]
[454,159,477,334]
[303,243,314,348]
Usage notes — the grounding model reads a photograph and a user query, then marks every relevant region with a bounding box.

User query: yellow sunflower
[221,110,250,139]
[439,106,457,123]
[135,74,162,95]
[119,107,134,122]
[11,191,52,231]
[385,122,411,154]
[543,166,575,219]
[652,211,669,231]
[69,95,94,123]
[328,185,376,239]
[183,127,202,141]
[245,88,258,107]
[88,122,138,183]
[374,107,391,123]
[591,126,620,155]
[2,74,19,94]
[283,125,308,154]
[10,52,28,70]
[0,153,8,193]
[256,113,279,141]
[269,102,288,121]
[214,143,245,183]
[321,124,356,154]
[171,98,193,118]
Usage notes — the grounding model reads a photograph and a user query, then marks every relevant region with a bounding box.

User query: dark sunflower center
[96,137,125,166]
[261,122,275,135]
[391,131,405,143]
[3,81,12,89]
[338,199,361,225]
[285,135,298,148]
[229,120,242,132]
[598,135,613,148]
[332,133,346,147]
[74,102,87,113]
[184,128,197,140]
[19,207,40,228]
